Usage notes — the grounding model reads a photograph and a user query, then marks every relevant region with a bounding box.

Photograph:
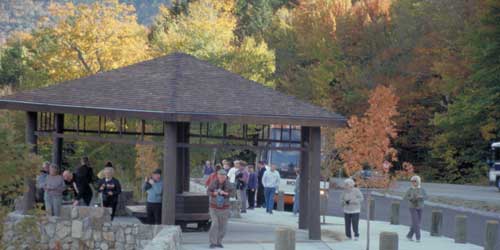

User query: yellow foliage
[152,0,275,86]
[31,0,151,82]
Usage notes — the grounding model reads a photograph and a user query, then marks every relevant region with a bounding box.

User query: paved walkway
[180,208,482,250]
[182,220,332,250]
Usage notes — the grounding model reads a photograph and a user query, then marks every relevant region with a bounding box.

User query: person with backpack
[207,169,234,248]
[235,161,249,213]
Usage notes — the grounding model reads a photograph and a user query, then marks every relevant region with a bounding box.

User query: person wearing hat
[143,168,163,224]
[207,169,234,248]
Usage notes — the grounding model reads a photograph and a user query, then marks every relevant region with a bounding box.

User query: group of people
[340,175,427,242]
[204,160,284,214]
[36,157,122,220]
[203,159,287,248]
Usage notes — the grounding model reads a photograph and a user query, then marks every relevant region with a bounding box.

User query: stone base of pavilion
[2,206,181,250]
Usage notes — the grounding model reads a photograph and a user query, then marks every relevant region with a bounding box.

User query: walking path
[181,208,482,250]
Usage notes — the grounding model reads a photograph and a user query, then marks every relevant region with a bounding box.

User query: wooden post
[52,113,64,169]
[485,220,499,250]
[431,210,443,236]
[307,127,321,240]
[177,122,190,193]
[455,215,467,244]
[369,198,375,220]
[162,122,177,225]
[379,232,398,250]
[20,111,37,213]
[299,127,309,230]
[390,202,399,225]
[275,227,296,250]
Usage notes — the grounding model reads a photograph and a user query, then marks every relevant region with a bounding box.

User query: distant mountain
[0,0,172,44]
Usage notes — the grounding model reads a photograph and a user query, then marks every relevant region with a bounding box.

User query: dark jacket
[207,179,234,210]
[74,164,95,194]
[257,167,266,188]
[97,178,122,203]
[247,172,258,190]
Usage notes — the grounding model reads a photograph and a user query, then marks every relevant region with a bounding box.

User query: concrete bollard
[230,199,241,218]
[431,210,443,236]
[277,191,285,211]
[390,202,400,225]
[485,220,499,250]
[369,198,375,220]
[275,227,295,250]
[379,232,398,250]
[455,215,467,244]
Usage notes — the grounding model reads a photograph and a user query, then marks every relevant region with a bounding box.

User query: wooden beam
[299,126,309,230]
[20,112,37,214]
[177,143,305,151]
[189,134,301,144]
[0,100,346,127]
[162,122,177,225]
[52,113,64,169]
[35,132,159,146]
[308,126,321,240]
[177,122,190,192]
[35,131,307,152]
[26,112,38,153]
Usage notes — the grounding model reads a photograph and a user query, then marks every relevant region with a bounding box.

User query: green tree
[150,0,276,86]
[0,35,49,89]
[431,0,499,183]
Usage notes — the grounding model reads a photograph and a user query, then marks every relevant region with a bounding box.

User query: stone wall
[2,206,181,250]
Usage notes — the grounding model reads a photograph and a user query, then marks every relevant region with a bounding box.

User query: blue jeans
[293,191,299,214]
[264,187,276,213]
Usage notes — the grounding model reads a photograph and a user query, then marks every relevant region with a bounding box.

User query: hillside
[0,0,171,44]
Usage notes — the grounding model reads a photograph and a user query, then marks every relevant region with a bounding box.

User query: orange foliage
[335,86,400,179]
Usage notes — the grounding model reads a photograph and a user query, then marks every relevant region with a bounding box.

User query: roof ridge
[186,54,343,119]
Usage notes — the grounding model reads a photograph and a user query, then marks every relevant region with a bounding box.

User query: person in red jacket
[205,164,222,187]
[207,169,234,248]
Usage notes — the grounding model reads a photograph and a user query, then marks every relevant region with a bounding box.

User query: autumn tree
[335,85,413,186]
[431,0,499,183]
[150,0,276,86]
[29,0,151,83]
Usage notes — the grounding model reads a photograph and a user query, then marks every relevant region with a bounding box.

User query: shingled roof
[0,53,345,126]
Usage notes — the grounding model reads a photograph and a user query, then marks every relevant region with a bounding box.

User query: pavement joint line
[372,191,500,219]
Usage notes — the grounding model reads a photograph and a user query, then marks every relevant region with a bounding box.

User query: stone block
[485,220,499,250]
[275,227,295,250]
[431,210,443,236]
[103,231,115,241]
[390,202,399,225]
[277,191,285,211]
[379,232,398,250]
[455,215,467,244]
[71,220,83,239]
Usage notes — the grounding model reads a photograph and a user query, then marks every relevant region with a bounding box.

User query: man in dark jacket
[62,157,95,206]
[74,156,96,206]
[256,161,267,208]
[246,165,258,209]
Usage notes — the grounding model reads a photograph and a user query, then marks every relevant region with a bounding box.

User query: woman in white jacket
[340,178,364,240]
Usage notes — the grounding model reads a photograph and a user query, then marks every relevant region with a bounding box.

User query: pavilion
[0,53,345,240]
